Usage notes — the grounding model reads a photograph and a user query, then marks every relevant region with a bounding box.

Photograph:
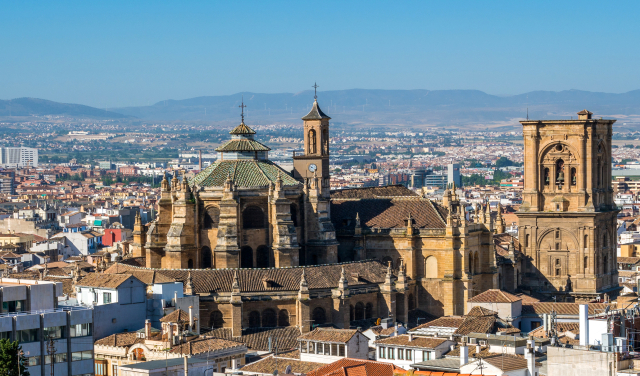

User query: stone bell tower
[517,110,619,301]
[293,84,331,199]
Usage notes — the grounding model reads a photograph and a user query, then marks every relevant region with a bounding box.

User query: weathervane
[312,82,319,100]
[239,96,247,123]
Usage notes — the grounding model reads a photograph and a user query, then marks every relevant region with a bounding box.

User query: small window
[388,348,395,359]
[398,348,404,360]
[27,357,40,366]
[43,326,65,340]
[379,347,385,359]
[103,292,112,304]
[70,323,92,337]
[406,349,412,361]
[339,344,345,356]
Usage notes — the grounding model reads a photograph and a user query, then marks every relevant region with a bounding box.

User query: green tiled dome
[191,160,300,188]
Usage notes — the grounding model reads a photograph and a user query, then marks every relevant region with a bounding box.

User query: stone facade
[517,110,619,300]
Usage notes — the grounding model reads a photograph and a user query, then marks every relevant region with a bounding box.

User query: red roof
[306,358,405,376]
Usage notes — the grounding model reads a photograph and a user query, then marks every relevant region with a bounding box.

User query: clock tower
[293,93,331,198]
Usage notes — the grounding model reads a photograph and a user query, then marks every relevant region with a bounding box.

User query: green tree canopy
[0,339,29,376]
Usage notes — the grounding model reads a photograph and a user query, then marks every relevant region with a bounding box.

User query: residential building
[374,334,453,368]
[0,147,38,168]
[0,277,94,376]
[298,328,369,364]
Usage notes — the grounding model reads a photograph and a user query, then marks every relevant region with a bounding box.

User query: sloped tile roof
[190,160,299,188]
[467,306,498,317]
[411,317,466,332]
[95,332,144,348]
[298,328,359,343]
[215,139,271,152]
[104,267,175,285]
[374,335,447,349]
[160,309,190,323]
[229,122,256,135]
[331,198,446,230]
[528,322,580,338]
[301,100,330,121]
[468,289,522,303]
[618,257,640,265]
[481,354,540,372]
[169,337,245,355]
[107,260,391,294]
[306,358,404,376]
[240,355,323,375]
[204,326,302,351]
[454,316,496,336]
[522,302,609,316]
[330,185,417,199]
[76,273,139,289]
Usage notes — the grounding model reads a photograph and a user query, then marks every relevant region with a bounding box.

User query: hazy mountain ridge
[4,90,640,128]
[0,97,132,119]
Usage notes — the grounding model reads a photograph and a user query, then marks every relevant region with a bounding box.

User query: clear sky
[1,1,639,108]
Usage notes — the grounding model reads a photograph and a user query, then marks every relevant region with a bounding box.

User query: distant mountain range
[4,89,640,129]
[0,98,131,119]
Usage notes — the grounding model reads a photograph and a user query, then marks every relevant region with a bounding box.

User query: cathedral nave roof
[191,159,299,188]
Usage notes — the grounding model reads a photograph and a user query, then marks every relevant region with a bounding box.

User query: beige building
[517,109,619,301]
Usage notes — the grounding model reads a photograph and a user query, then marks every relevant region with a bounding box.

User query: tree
[0,339,29,376]
[495,157,515,167]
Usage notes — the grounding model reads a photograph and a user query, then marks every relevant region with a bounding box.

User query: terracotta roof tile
[306,359,405,376]
[94,332,144,348]
[169,337,245,355]
[160,309,189,323]
[468,289,522,303]
[331,198,446,230]
[298,328,359,343]
[466,306,497,317]
[241,355,323,375]
[528,322,580,338]
[454,316,496,336]
[76,273,139,289]
[205,326,301,351]
[618,257,640,265]
[522,302,609,316]
[411,317,466,332]
[481,354,540,372]
[107,260,391,294]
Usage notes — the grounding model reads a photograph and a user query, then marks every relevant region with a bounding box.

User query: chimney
[174,291,178,306]
[525,340,536,376]
[476,344,481,355]
[408,333,413,342]
[189,306,194,331]
[145,319,151,339]
[460,343,469,366]
[579,304,589,347]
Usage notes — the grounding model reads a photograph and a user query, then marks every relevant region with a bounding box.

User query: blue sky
[1,1,639,107]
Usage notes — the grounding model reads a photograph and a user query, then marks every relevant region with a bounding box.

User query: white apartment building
[0,147,38,168]
[0,277,94,376]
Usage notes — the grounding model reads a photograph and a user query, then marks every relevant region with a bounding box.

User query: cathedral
[123,94,501,334]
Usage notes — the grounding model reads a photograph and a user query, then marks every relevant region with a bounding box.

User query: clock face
[308,164,317,172]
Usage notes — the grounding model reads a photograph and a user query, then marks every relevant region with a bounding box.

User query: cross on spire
[239,96,247,123]
[312,82,319,100]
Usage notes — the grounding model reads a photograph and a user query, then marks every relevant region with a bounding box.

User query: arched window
[256,245,270,268]
[584,234,588,249]
[603,254,608,274]
[355,302,365,320]
[408,294,415,310]
[312,307,326,325]
[365,303,373,319]
[248,311,260,328]
[597,158,602,187]
[584,256,588,271]
[278,310,290,327]
[425,256,438,279]
[603,231,609,248]
[241,246,253,268]
[555,259,561,276]
[262,309,277,328]
[290,204,298,227]
[571,167,577,186]
[525,234,530,248]
[555,159,565,187]
[203,206,220,229]
[350,305,355,322]
[243,206,265,229]
[322,129,329,155]
[187,259,193,269]
[308,129,317,154]
[210,310,224,329]
[201,246,212,268]
[468,253,474,275]
[382,257,393,269]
